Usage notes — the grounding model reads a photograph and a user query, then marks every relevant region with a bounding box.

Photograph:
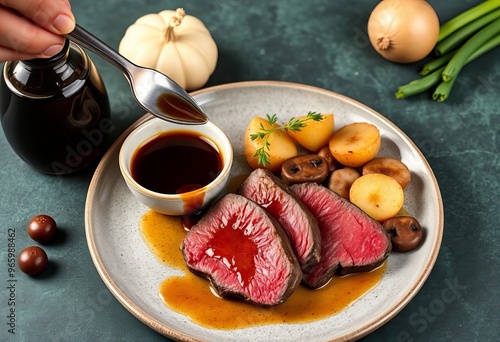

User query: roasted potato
[329,122,381,167]
[244,116,297,172]
[288,113,334,152]
[349,173,404,222]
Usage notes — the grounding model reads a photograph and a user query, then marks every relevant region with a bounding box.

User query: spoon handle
[65,23,208,124]
[65,24,135,76]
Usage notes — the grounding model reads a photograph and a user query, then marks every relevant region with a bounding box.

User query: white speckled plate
[85,81,443,341]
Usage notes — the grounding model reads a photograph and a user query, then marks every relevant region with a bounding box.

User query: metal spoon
[66,24,208,125]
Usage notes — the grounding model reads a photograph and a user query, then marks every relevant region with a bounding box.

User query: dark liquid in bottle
[0,41,111,174]
[131,131,223,195]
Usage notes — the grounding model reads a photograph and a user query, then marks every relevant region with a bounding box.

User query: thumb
[4,0,76,34]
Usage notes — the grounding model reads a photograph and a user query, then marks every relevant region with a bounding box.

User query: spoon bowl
[66,24,208,125]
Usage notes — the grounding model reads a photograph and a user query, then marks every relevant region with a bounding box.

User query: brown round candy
[18,246,48,275]
[27,214,57,243]
[383,216,424,252]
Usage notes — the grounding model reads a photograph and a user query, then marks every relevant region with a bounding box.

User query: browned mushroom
[327,167,360,199]
[317,145,338,173]
[281,155,329,185]
[383,216,424,252]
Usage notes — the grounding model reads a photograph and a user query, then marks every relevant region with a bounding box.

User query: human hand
[0,0,75,62]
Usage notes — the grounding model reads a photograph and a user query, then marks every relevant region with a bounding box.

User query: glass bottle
[0,39,111,175]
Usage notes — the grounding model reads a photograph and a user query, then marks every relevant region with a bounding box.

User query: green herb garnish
[250,111,323,167]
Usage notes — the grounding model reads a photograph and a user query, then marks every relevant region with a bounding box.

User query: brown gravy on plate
[140,210,386,329]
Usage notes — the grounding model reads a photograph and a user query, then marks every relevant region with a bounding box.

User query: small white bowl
[119,117,233,216]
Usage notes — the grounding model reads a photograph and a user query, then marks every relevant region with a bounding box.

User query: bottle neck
[3,39,89,98]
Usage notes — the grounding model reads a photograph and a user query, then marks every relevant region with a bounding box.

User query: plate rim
[85,80,444,341]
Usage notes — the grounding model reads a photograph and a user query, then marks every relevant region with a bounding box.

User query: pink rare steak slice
[181,193,302,306]
[291,182,391,289]
[238,168,321,271]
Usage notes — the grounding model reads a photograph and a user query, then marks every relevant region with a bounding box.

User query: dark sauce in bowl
[131,131,223,195]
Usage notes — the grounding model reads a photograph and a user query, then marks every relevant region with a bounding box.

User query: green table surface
[1,0,499,341]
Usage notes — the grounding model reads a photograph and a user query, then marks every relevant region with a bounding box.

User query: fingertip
[0,47,42,63]
[41,44,65,57]
[52,13,75,34]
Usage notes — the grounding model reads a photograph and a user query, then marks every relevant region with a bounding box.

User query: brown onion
[367,0,440,63]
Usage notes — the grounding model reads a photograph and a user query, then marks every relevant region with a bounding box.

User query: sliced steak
[181,193,302,306]
[290,182,391,289]
[238,168,321,271]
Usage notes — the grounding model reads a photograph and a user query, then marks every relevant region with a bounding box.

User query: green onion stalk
[442,17,500,82]
[433,31,500,101]
[420,53,454,76]
[395,67,446,99]
[396,1,500,101]
[437,0,500,42]
[396,33,500,100]
[432,77,457,103]
[435,7,500,56]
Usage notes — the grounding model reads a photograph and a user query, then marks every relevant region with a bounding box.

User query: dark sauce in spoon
[156,93,207,124]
